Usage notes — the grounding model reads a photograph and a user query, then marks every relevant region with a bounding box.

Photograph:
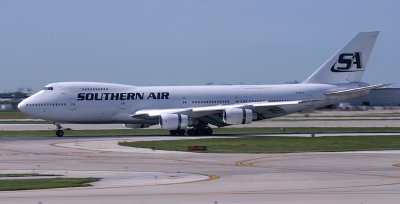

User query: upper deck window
[44,87,53,90]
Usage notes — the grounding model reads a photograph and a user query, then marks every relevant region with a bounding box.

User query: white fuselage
[18,82,367,125]
[16,32,382,137]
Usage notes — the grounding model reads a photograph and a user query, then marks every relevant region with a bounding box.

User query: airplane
[18,31,387,137]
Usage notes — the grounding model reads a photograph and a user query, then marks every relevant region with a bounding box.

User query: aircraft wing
[131,100,303,121]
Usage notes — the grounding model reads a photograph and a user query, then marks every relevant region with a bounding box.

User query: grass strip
[0,111,31,119]
[1,127,400,137]
[119,136,400,153]
[0,173,59,177]
[0,177,100,191]
[0,121,51,124]
[213,127,400,135]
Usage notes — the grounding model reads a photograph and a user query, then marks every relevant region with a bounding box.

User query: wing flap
[130,100,304,119]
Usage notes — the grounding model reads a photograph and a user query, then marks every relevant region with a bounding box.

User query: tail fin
[303,31,379,84]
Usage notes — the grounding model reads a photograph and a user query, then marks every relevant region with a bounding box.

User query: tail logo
[331,52,363,72]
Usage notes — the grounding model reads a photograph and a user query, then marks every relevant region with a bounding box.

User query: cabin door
[69,99,76,110]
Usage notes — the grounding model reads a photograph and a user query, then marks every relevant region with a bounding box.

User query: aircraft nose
[18,100,27,112]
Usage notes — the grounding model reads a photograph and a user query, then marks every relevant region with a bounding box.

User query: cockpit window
[44,87,53,90]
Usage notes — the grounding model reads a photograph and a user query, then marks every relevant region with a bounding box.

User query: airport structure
[0,91,29,111]
[347,88,400,106]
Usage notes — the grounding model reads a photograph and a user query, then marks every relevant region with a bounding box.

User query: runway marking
[207,175,220,181]
[235,155,318,168]
[235,160,255,167]
[57,152,92,156]
[166,158,235,167]
[233,155,400,181]
[49,140,115,153]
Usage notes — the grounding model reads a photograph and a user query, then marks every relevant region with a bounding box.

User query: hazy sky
[0,0,399,92]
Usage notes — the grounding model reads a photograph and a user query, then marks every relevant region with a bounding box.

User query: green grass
[119,136,400,153]
[0,121,51,124]
[0,173,59,177]
[0,111,32,119]
[1,127,400,137]
[0,177,100,191]
[212,127,400,134]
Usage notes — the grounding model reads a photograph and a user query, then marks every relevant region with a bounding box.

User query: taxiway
[1,135,400,203]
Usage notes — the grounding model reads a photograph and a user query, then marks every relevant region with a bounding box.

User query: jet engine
[223,108,253,125]
[159,113,189,130]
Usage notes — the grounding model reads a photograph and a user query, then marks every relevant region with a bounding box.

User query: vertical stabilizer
[303,31,379,84]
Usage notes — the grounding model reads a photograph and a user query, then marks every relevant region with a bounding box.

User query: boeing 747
[18,31,386,137]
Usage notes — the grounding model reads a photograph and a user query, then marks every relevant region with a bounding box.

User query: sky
[0,0,399,92]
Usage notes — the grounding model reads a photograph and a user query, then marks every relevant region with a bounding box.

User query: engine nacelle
[223,108,253,125]
[123,124,151,129]
[159,113,189,130]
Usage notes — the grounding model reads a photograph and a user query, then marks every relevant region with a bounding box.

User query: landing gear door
[69,99,76,110]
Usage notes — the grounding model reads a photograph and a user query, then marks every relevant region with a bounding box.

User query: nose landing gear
[54,123,64,137]
[56,129,64,137]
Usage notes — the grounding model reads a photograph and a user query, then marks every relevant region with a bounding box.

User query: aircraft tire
[187,129,194,136]
[56,130,64,137]
[178,129,186,136]
[206,128,213,135]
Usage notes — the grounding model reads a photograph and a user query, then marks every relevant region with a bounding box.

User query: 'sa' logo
[331,52,363,72]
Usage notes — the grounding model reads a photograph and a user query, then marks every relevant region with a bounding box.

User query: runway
[1,135,400,204]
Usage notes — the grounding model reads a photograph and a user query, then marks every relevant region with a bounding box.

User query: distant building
[347,88,400,106]
[0,92,30,110]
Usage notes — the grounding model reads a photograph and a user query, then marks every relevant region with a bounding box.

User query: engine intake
[159,113,189,130]
[223,108,253,125]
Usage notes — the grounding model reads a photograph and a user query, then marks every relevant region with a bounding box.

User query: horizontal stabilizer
[325,83,390,96]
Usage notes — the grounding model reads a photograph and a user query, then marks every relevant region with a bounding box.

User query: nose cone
[18,100,27,113]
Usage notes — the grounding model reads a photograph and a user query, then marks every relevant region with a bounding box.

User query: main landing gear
[169,126,213,136]
[169,129,186,136]
[187,127,213,136]
[54,123,64,137]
